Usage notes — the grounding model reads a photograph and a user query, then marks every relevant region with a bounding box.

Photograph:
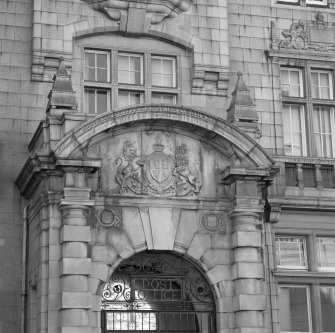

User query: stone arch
[53,105,274,168]
[91,248,223,333]
[63,17,196,54]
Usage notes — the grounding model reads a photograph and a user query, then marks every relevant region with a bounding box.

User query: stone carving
[274,15,335,53]
[81,0,193,25]
[114,136,202,197]
[174,144,201,196]
[200,212,227,233]
[279,20,308,49]
[115,140,142,195]
[142,139,176,196]
[95,207,122,228]
[315,12,326,28]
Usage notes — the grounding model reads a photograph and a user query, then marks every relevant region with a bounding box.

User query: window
[84,88,109,114]
[311,70,333,100]
[283,104,307,156]
[84,49,178,114]
[85,50,110,83]
[118,91,143,108]
[280,68,303,97]
[278,285,311,333]
[306,0,327,5]
[320,287,335,332]
[313,107,335,158]
[151,56,176,88]
[151,93,177,104]
[280,67,335,157]
[317,237,335,271]
[275,236,307,269]
[277,0,327,6]
[118,53,143,85]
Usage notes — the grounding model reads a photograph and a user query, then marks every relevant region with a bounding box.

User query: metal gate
[101,253,216,333]
[102,310,215,333]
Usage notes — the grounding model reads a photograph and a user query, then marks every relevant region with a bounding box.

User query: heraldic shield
[114,134,202,197]
[143,142,175,196]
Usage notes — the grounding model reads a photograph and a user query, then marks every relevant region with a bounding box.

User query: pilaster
[58,167,95,333]
[222,166,276,333]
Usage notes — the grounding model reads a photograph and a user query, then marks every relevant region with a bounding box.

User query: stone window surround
[274,230,335,333]
[83,46,181,113]
[279,60,335,158]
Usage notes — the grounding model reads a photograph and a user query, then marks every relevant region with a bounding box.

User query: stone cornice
[266,49,335,63]
[15,153,101,199]
[268,196,335,211]
[274,155,335,166]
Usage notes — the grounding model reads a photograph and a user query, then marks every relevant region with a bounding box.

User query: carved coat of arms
[114,138,201,197]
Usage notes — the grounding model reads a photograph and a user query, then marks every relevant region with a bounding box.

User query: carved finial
[226,72,261,139]
[46,57,78,112]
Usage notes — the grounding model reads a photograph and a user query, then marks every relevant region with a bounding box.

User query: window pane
[313,107,334,158]
[152,58,161,73]
[85,68,96,82]
[97,90,108,114]
[85,89,95,114]
[163,74,174,87]
[118,55,129,70]
[317,238,335,270]
[275,236,307,269]
[283,104,306,156]
[97,68,107,82]
[85,52,95,67]
[162,59,173,74]
[119,71,129,84]
[321,287,335,332]
[130,56,141,72]
[278,286,310,332]
[152,73,162,87]
[97,53,107,69]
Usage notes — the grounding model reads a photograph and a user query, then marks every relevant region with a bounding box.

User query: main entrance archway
[101,252,215,333]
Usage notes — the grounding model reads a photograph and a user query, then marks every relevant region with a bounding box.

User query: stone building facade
[1,0,335,332]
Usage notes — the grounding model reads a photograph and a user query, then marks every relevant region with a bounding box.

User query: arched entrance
[101,252,215,333]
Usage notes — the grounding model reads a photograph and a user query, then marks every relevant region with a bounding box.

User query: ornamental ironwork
[101,252,215,311]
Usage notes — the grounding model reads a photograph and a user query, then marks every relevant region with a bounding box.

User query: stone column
[58,168,94,333]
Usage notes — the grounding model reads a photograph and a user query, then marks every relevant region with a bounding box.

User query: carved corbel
[265,198,282,223]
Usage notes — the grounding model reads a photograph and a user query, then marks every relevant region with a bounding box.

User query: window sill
[273,269,335,279]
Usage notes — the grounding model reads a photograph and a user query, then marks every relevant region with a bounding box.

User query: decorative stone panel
[272,12,335,53]
[199,211,227,233]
